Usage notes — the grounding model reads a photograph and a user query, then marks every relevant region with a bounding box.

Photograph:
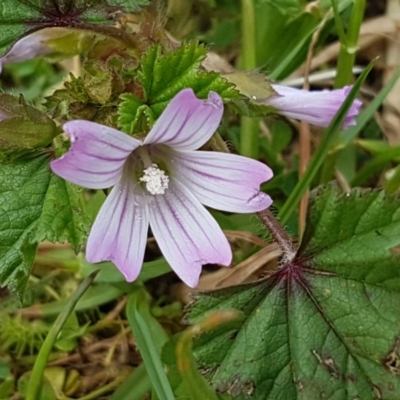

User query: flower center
[139,163,169,195]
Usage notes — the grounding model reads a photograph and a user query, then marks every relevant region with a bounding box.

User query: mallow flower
[51,89,273,287]
[0,28,70,73]
[265,84,362,129]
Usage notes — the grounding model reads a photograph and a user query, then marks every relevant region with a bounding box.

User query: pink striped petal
[149,178,232,287]
[165,150,273,213]
[144,89,224,150]
[86,175,149,282]
[268,84,362,129]
[51,120,140,189]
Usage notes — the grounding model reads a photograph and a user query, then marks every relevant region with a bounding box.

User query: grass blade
[126,287,173,400]
[26,270,99,400]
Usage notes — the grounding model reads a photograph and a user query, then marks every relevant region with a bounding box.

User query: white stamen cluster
[139,164,169,195]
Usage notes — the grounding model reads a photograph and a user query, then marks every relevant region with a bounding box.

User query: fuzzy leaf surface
[0,156,88,297]
[186,184,400,400]
[0,0,149,57]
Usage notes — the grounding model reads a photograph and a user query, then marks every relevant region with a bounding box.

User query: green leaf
[83,65,114,105]
[0,94,58,162]
[222,71,278,117]
[137,42,240,116]
[186,184,400,400]
[0,360,10,380]
[126,286,174,400]
[0,156,49,296]
[35,175,89,251]
[0,377,14,399]
[18,373,57,400]
[117,93,155,134]
[110,363,152,400]
[0,0,150,57]
[0,155,88,297]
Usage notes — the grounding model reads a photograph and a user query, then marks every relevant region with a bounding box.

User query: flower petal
[160,149,273,213]
[144,89,224,150]
[86,174,149,282]
[51,120,140,189]
[149,178,232,287]
[0,28,70,73]
[266,84,362,129]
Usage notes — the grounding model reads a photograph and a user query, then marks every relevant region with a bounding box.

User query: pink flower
[266,84,362,129]
[51,89,273,287]
[0,28,69,73]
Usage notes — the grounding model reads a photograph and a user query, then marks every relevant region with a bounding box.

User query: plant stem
[26,271,99,400]
[240,0,259,158]
[334,0,366,88]
[240,117,259,158]
[257,209,295,262]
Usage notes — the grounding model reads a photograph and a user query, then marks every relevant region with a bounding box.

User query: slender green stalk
[330,0,347,44]
[334,0,366,88]
[240,0,257,79]
[240,117,259,158]
[278,63,373,224]
[240,0,259,158]
[26,271,99,400]
[126,287,173,400]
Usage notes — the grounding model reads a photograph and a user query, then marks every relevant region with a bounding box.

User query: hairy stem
[258,209,296,262]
